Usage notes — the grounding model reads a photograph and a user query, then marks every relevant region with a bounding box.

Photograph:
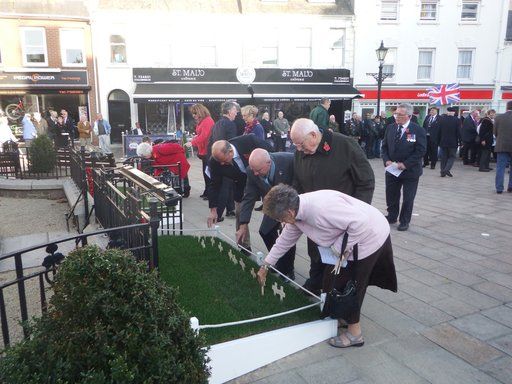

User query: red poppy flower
[323,142,331,152]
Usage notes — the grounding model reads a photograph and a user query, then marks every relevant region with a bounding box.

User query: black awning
[252,84,360,101]
[133,83,253,103]
[133,83,360,103]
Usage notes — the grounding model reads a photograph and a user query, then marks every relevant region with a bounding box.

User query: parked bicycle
[5,98,37,121]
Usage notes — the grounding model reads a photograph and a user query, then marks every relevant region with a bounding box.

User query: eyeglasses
[294,133,310,149]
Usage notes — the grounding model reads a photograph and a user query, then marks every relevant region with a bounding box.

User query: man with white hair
[290,118,375,294]
[93,113,112,154]
[22,113,37,147]
[236,148,296,279]
[381,103,426,231]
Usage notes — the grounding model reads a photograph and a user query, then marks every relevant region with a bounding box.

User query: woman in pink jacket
[258,184,397,349]
[189,104,214,199]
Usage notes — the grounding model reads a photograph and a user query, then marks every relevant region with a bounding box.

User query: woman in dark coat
[478,110,495,172]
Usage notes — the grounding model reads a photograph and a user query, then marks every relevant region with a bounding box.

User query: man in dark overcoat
[438,107,461,177]
[290,118,375,294]
[422,107,440,169]
[381,103,426,231]
[237,149,295,279]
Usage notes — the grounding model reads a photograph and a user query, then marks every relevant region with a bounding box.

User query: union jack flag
[427,83,460,105]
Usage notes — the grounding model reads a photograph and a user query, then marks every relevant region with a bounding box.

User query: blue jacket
[93,119,112,135]
[22,115,37,140]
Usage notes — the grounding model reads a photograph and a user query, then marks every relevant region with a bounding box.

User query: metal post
[80,146,89,236]
[149,197,160,270]
[14,253,29,338]
[376,62,384,118]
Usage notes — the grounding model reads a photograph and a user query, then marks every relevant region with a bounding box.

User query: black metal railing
[0,222,160,349]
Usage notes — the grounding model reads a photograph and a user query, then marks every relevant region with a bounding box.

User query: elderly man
[290,118,375,294]
[236,148,295,279]
[206,134,273,250]
[93,113,112,154]
[438,107,461,177]
[381,103,426,231]
[494,100,512,194]
[309,98,330,130]
[422,107,440,169]
[77,115,92,148]
[461,109,480,165]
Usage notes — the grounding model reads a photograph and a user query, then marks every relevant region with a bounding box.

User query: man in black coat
[236,149,295,279]
[60,109,76,142]
[290,118,375,293]
[206,134,273,250]
[460,109,480,165]
[438,107,461,177]
[381,103,427,231]
[422,107,441,169]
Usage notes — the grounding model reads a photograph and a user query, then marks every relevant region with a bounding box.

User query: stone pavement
[175,150,512,384]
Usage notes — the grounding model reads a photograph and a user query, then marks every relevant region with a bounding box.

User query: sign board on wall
[0,71,89,87]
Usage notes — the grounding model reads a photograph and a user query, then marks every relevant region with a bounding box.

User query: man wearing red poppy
[290,118,375,294]
[381,103,427,231]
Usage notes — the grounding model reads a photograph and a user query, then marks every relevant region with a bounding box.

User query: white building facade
[351,0,512,121]
[90,0,357,140]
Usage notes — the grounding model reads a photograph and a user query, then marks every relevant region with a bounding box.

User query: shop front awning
[133,83,360,103]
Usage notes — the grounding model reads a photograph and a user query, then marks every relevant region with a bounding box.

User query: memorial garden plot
[158,235,319,345]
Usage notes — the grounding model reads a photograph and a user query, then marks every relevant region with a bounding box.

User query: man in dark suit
[422,107,440,169]
[61,109,76,142]
[131,122,145,135]
[460,109,480,165]
[206,134,273,250]
[494,101,512,194]
[381,103,427,231]
[438,107,461,177]
[236,149,295,279]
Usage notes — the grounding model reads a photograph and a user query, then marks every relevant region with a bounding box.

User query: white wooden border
[205,318,337,384]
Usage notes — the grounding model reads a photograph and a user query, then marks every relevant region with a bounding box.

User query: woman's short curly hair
[263,184,300,221]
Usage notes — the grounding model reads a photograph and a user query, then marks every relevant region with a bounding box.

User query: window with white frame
[199,45,217,67]
[420,1,438,21]
[328,28,345,68]
[381,0,399,21]
[294,28,312,68]
[110,35,127,64]
[382,48,396,79]
[457,49,474,80]
[60,29,85,66]
[417,49,434,80]
[20,27,47,65]
[461,1,479,21]
[261,28,279,66]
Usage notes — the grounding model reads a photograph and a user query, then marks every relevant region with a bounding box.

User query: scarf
[244,119,260,135]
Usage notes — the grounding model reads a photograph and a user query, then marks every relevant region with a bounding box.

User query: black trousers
[304,238,327,290]
[423,136,438,168]
[216,177,235,219]
[198,154,210,194]
[385,173,419,225]
[479,148,491,171]
[440,147,457,173]
[462,141,477,164]
[260,223,295,275]
[274,135,286,152]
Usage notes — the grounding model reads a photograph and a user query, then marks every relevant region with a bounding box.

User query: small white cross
[239,258,246,271]
[200,240,206,249]
[250,268,256,279]
[218,243,223,253]
[272,282,286,301]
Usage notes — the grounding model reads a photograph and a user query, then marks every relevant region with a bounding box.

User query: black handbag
[320,233,360,320]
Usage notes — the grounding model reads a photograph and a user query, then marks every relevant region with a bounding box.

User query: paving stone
[397,279,449,303]
[295,357,359,384]
[490,333,512,356]
[389,297,454,326]
[392,258,415,272]
[441,246,485,262]
[414,246,449,261]
[480,271,512,290]
[476,282,512,304]
[450,313,512,341]
[441,256,491,274]
[431,297,479,317]
[430,265,484,286]
[434,282,501,310]
[360,295,426,337]
[358,316,396,346]
[366,286,411,304]
[475,257,512,274]
[407,257,445,270]
[402,267,451,286]
[482,306,512,328]
[422,323,503,366]
[481,356,512,384]
[360,359,430,384]
[342,345,396,369]
[256,371,308,384]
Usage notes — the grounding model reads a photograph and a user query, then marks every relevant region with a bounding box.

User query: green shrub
[28,134,57,173]
[0,246,210,384]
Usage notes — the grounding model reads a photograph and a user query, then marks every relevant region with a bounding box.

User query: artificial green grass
[158,235,319,345]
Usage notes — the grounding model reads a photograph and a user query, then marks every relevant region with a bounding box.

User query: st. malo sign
[133,68,351,84]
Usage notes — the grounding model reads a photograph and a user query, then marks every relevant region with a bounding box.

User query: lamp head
[376,40,388,63]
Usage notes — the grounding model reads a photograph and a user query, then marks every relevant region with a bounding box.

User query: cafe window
[294,28,312,68]
[110,35,127,64]
[21,27,48,66]
[60,29,85,66]
[457,49,474,80]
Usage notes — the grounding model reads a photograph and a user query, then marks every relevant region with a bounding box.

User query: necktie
[395,125,402,144]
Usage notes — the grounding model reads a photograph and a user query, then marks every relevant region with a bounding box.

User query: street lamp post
[366,41,394,118]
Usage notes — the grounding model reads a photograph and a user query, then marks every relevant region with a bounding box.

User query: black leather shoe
[280,271,296,283]
[479,169,490,172]
[397,223,409,231]
[302,284,321,296]
[508,187,512,192]
[385,216,397,224]
[497,191,503,194]
[226,211,236,217]
[446,171,453,177]
[216,217,224,223]
[440,171,446,177]
[430,165,436,169]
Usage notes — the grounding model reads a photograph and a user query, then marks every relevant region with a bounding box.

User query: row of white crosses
[196,235,286,302]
